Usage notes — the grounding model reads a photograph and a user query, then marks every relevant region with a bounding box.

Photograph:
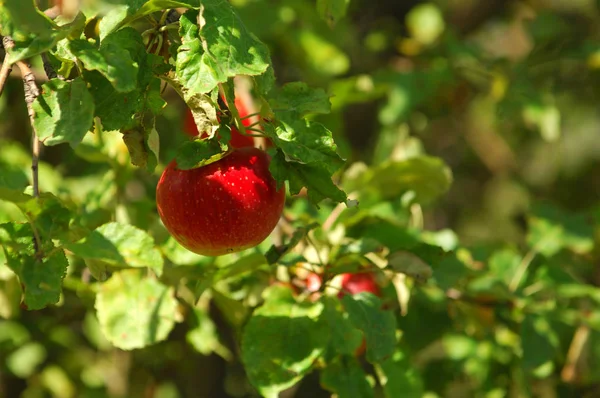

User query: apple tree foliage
[1,0,600,397]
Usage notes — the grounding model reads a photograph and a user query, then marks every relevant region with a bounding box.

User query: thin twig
[0,37,14,97]
[561,324,590,383]
[322,201,346,231]
[4,36,43,255]
[509,249,537,292]
[8,65,49,82]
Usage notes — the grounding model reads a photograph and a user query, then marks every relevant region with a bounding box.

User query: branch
[0,37,14,97]
[3,36,42,255]
[561,324,590,383]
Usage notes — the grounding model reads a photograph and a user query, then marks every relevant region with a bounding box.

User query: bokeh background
[1,0,600,397]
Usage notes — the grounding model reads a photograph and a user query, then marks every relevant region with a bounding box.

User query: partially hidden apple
[337,272,381,298]
[156,147,285,256]
[183,96,255,148]
[337,272,381,356]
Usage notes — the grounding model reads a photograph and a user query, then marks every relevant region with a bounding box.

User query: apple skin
[156,147,285,256]
[306,272,322,293]
[337,272,381,298]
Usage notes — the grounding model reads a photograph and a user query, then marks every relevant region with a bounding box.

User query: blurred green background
[1,0,600,397]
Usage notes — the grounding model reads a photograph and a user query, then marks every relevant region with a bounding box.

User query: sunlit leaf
[527,203,594,256]
[95,269,178,350]
[268,82,331,116]
[64,222,164,276]
[241,285,329,398]
[1,223,68,310]
[375,349,423,398]
[176,7,271,95]
[33,78,95,148]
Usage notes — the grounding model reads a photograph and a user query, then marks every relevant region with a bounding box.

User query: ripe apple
[337,272,381,357]
[337,272,381,298]
[156,147,285,256]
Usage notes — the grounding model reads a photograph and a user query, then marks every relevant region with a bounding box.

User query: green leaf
[161,236,208,266]
[527,203,594,256]
[84,71,140,131]
[387,251,433,282]
[95,269,178,350]
[32,78,95,148]
[7,34,60,64]
[6,342,47,378]
[321,357,374,398]
[186,306,232,360]
[268,82,331,116]
[0,162,31,204]
[99,1,200,40]
[212,288,249,327]
[0,0,55,37]
[406,3,445,45]
[64,222,164,277]
[316,0,350,27]
[11,13,85,64]
[322,297,363,356]
[14,192,74,242]
[98,5,132,41]
[523,103,561,142]
[345,156,452,204]
[269,111,344,174]
[342,292,396,363]
[69,38,138,93]
[176,7,271,95]
[195,252,267,296]
[0,0,60,63]
[265,222,320,264]
[297,30,349,76]
[270,151,347,205]
[375,349,424,398]
[0,222,68,310]
[488,248,522,287]
[174,138,228,170]
[241,285,329,398]
[83,30,167,131]
[521,314,559,377]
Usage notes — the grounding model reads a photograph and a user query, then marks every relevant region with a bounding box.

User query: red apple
[183,109,198,137]
[306,272,322,293]
[337,272,381,298]
[156,147,285,256]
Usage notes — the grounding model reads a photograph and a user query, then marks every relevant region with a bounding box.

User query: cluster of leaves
[1,0,600,397]
[0,0,351,306]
